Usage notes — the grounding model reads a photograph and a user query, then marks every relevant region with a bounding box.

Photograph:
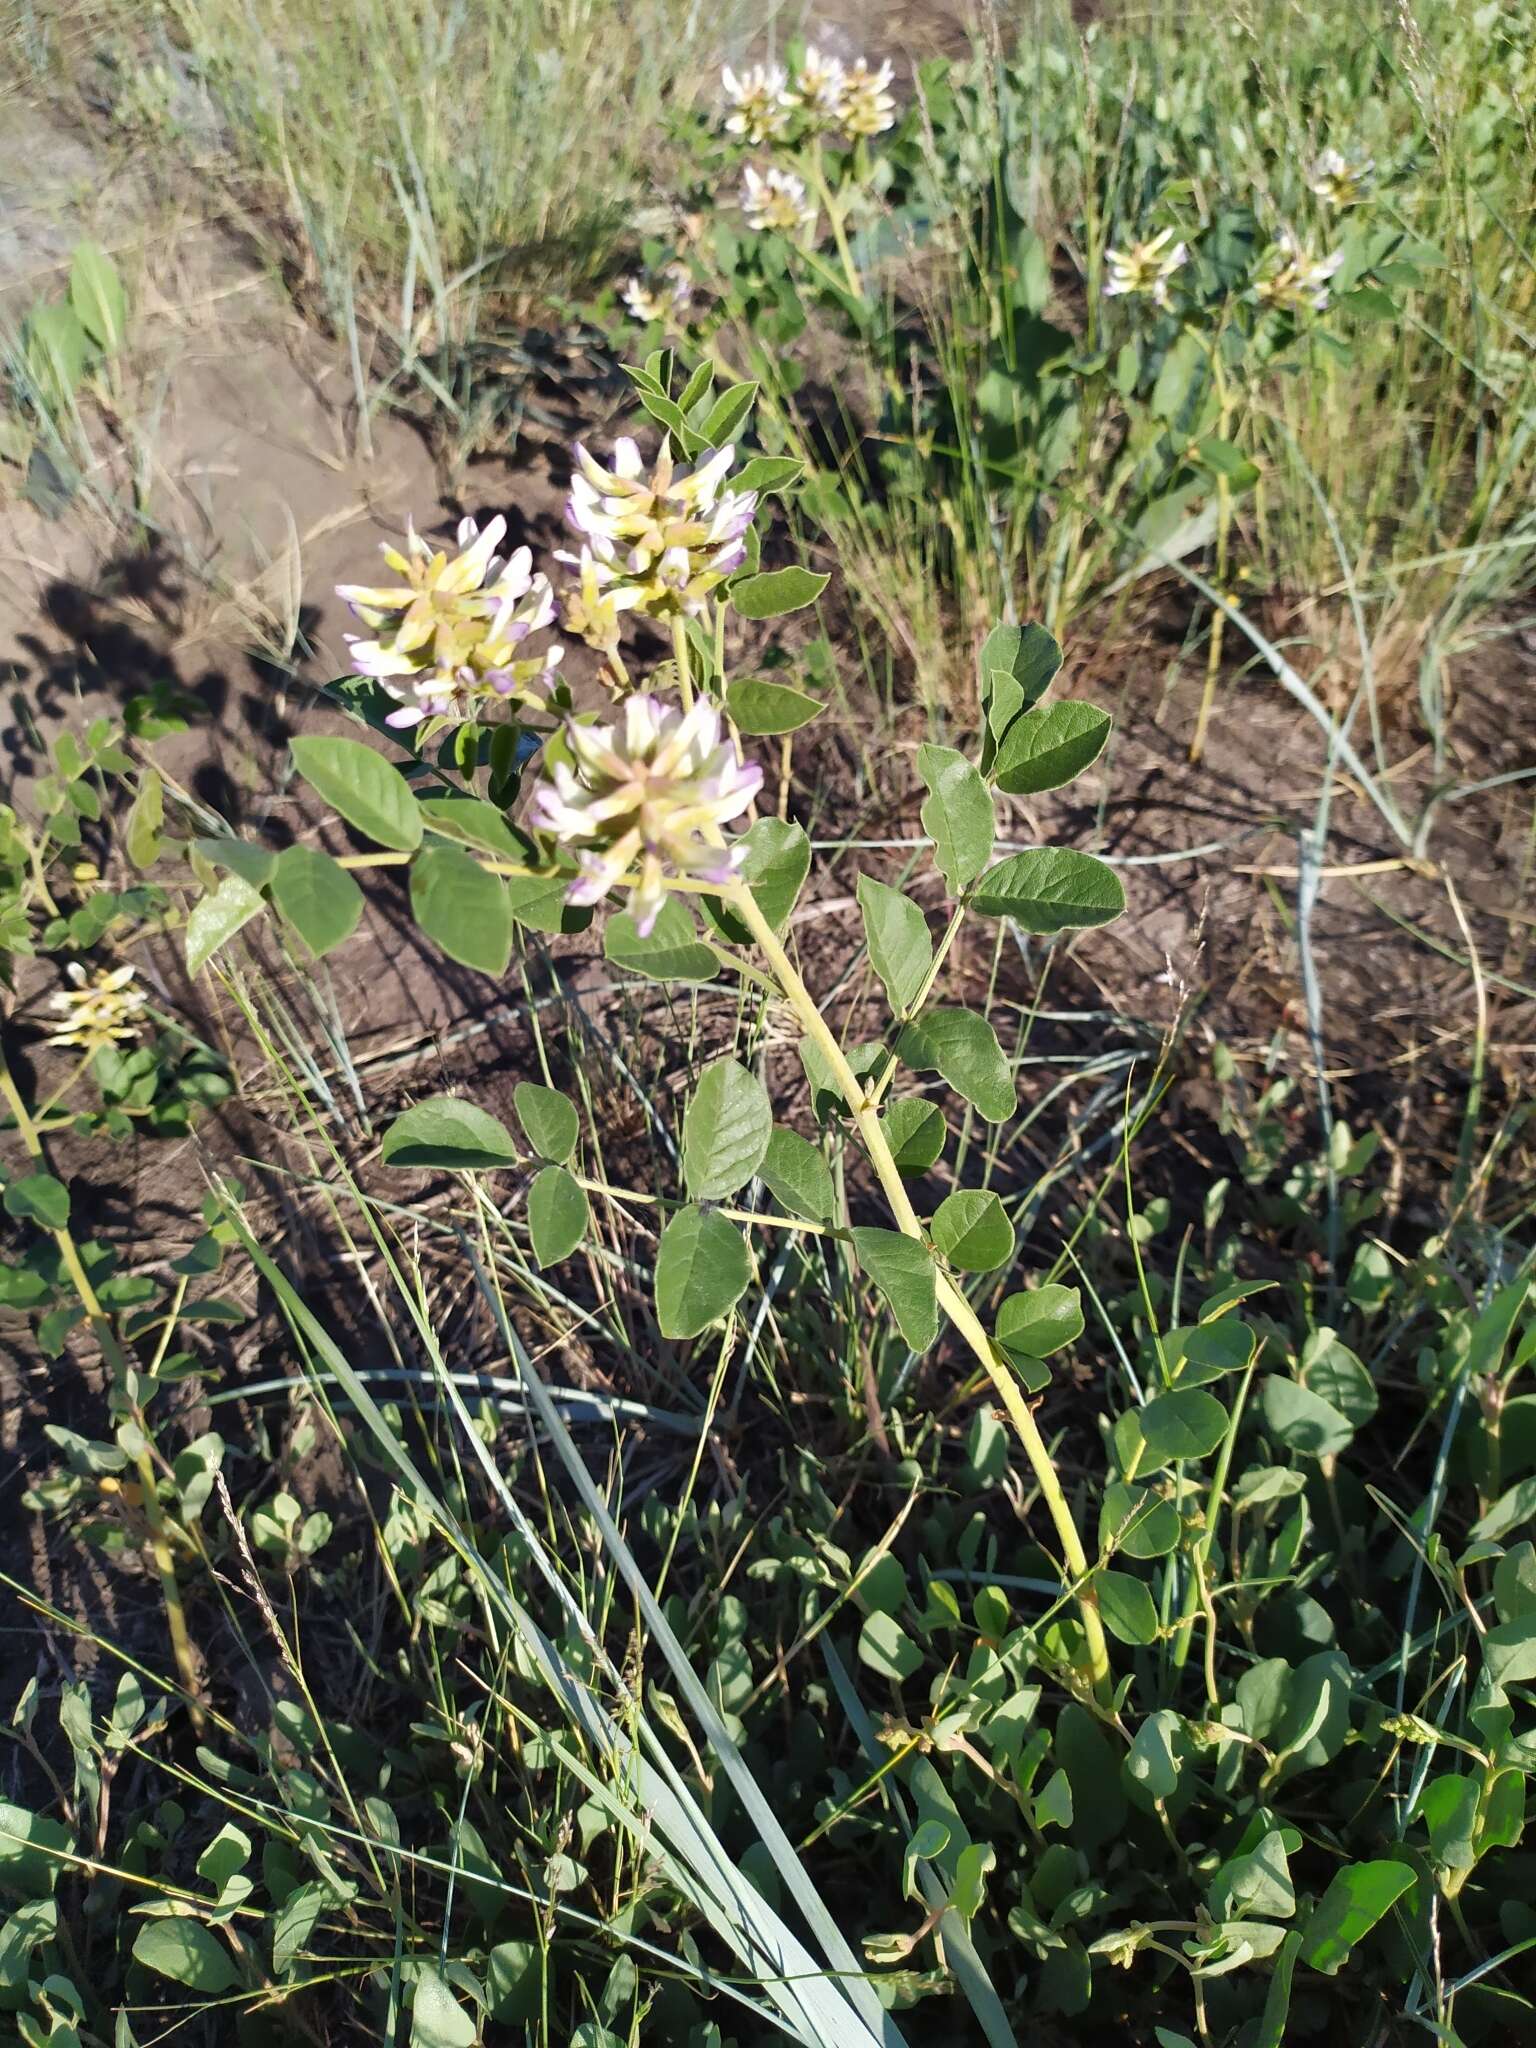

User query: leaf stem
[723,884,1112,1702]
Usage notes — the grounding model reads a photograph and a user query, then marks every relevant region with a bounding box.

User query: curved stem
[723,884,1112,1702]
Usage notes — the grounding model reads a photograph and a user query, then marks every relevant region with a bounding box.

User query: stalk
[724,884,1113,1702]
[0,1048,204,1723]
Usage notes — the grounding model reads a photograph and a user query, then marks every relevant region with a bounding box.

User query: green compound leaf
[729,566,830,619]
[996,1284,1084,1360]
[704,818,810,944]
[410,844,513,976]
[380,1098,519,1171]
[655,1206,751,1339]
[290,735,423,851]
[880,1098,946,1174]
[527,1165,589,1268]
[916,744,994,892]
[186,873,265,976]
[856,874,932,1016]
[993,702,1112,795]
[605,898,719,982]
[725,677,826,735]
[1138,1388,1231,1469]
[269,845,363,957]
[131,1917,239,1993]
[850,1227,939,1352]
[897,1007,1014,1123]
[1297,1860,1416,1976]
[513,1083,579,1164]
[931,1189,1015,1273]
[758,1127,834,1221]
[683,1059,773,1201]
[969,847,1125,931]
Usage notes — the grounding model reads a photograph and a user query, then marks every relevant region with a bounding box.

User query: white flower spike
[47,963,148,1051]
[1103,229,1190,310]
[528,694,763,935]
[1255,228,1344,314]
[740,164,817,237]
[721,61,793,145]
[563,436,758,622]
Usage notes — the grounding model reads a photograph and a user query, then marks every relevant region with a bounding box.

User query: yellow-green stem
[807,137,865,306]
[671,617,695,712]
[723,884,1112,1702]
[0,1049,204,1724]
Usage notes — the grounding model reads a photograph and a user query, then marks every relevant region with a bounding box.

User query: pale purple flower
[722,61,793,144]
[787,45,846,120]
[620,264,694,325]
[740,164,817,236]
[835,57,896,139]
[1103,229,1189,310]
[336,515,560,727]
[564,436,758,620]
[528,694,762,935]
[1255,228,1344,314]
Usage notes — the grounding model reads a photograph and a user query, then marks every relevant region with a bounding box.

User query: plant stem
[807,137,865,306]
[0,1047,204,1725]
[672,617,695,712]
[724,884,1113,1702]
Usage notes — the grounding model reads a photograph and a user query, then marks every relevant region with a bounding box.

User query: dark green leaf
[850,1228,939,1351]
[916,744,994,892]
[730,567,829,619]
[996,1285,1083,1359]
[1260,1376,1354,1459]
[969,847,1124,931]
[758,1127,834,1221]
[703,818,809,942]
[410,844,513,975]
[269,845,363,957]
[880,1098,946,1174]
[604,899,719,981]
[131,1917,239,1992]
[654,1207,751,1339]
[700,379,758,445]
[1097,1570,1159,1645]
[513,1083,578,1163]
[191,837,277,889]
[682,1059,772,1201]
[1139,1388,1230,1467]
[527,1166,589,1267]
[419,795,523,858]
[724,677,824,734]
[290,736,423,851]
[503,872,593,934]
[1297,1861,1416,1975]
[380,1098,519,1171]
[857,875,932,1016]
[993,702,1112,795]
[733,454,803,494]
[931,1189,1014,1272]
[897,1008,1013,1122]
[4,1174,70,1230]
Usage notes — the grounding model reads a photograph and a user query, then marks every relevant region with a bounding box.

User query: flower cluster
[740,164,817,236]
[1103,228,1189,310]
[1307,147,1374,208]
[620,264,694,327]
[721,45,897,149]
[561,436,758,626]
[1255,229,1344,315]
[336,515,561,729]
[48,963,148,1051]
[528,695,761,934]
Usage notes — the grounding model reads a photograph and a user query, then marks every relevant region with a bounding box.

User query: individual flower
[336,515,561,728]
[554,544,643,656]
[47,963,148,1051]
[835,57,897,140]
[565,436,758,621]
[1255,228,1344,314]
[740,163,817,236]
[1307,147,1374,208]
[721,61,792,144]
[787,44,846,120]
[620,264,694,326]
[1103,228,1189,309]
[528,694,762,934]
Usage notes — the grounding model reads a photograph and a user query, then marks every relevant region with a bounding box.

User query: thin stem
[723,884,1112,1702]
[807,136,865,306]
[0,1046,204,1725]
[672,616,695,712]
[867,901,967,1110]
